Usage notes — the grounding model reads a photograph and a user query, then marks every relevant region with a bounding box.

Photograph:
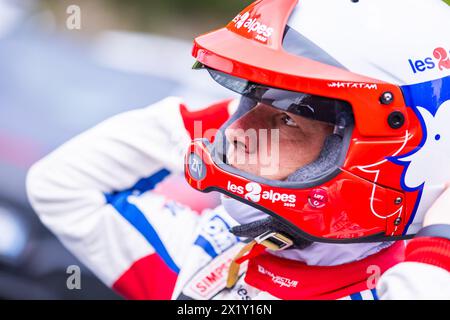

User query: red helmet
[185,0,450,244]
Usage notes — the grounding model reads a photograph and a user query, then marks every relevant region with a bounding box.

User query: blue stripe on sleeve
[131,169,171,194]
[105,169,180,273]
[371,288,379,300]
[350,292,363,300]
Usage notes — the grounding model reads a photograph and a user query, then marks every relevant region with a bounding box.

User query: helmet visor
[206,67,352,126]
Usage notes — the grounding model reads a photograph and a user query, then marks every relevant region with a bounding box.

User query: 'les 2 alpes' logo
[227,181,296,207]
[408,47,450,74]
[231,11,274,43]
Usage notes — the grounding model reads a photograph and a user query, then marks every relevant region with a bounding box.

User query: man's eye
[280,113,298,128]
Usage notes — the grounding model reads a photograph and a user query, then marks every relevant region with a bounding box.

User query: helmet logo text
[227,181,296,206]
[231,11,274,43]
[408,47,450,74]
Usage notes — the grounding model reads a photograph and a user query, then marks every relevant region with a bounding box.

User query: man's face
[225,103,334,180]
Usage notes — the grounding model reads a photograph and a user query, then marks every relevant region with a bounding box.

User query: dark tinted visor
[206,67,353,126]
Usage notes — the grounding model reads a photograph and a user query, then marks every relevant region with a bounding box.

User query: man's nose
[225,109,266,154]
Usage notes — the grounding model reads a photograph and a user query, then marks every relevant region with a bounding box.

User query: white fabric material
[221,194,270,224]
[26,97,450,299]
[378,262,450,300]
[270,241,393,267]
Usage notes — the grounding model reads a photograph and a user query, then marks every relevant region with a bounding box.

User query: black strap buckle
[255,231,293,251]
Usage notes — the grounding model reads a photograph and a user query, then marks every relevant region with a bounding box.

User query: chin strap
[230,216,314,249]
[226,215,317,288]
[226,231,294,289]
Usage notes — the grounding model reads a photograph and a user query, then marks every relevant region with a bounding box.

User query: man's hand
[424,184,450,227]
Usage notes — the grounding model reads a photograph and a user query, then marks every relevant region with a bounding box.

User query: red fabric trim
[244,241,405,300]
[236,244,266,264]
[112,254,177,300]
[179,100,233,140]
[405,237,450,273]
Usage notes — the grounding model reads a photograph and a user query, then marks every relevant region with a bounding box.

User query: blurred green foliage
[109,0,251,16]
[108,0,253,35]
[41,0,253,38]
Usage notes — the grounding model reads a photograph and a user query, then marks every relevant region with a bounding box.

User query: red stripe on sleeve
[112,254,178,300]
[405,237,450,273]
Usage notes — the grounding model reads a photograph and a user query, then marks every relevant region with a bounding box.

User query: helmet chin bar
[185,139,414,244]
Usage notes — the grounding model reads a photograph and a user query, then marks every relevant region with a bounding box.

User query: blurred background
[0,0,251,299]
[3,0,449,300]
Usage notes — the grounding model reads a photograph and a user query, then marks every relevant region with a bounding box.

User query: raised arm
[26,97,234,299]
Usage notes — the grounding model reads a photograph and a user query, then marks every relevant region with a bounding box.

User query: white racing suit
[26,97,450,300]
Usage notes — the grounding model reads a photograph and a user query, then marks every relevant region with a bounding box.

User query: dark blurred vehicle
[0,1,226,299]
